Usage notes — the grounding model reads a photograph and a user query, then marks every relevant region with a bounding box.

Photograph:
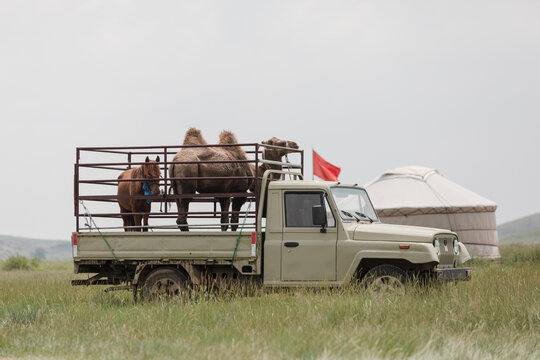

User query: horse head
[142,156,162,195]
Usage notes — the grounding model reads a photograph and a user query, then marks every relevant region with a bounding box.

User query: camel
[117,156,161,231]
[169,128,299,231]
[169,128,252,231]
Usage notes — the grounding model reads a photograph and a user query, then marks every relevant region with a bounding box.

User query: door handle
[284,242,299,248]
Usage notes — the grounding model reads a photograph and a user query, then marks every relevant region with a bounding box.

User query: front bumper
[434,267,472,281]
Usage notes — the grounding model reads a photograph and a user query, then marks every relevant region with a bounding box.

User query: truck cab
[261,180,471,286]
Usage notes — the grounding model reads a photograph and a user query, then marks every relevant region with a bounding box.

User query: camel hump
[219,130,249,159]
[183,127,208,145]
[219,130,238,145]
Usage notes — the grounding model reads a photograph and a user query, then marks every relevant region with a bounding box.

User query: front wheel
[141,267,189,301]
[363,265,406,294]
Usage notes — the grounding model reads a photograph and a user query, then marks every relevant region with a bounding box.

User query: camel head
[142,156,162,195]
[261,137,299,161]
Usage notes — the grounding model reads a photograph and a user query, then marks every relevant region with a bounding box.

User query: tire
[141,267,189,302]
[362,265,406,294]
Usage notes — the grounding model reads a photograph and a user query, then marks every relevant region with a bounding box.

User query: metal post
[163,147,168,214]
[254,143,259,232]
[74,148,80,232]
[311,147,313,180]
[301,149,304,178]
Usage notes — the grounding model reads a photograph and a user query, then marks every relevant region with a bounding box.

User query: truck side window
[284,192,335,228]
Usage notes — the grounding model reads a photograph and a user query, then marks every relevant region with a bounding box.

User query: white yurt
[365,166,500,258]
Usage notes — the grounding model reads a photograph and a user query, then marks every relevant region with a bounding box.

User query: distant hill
[0,235,71,261]
[498,213,540,245]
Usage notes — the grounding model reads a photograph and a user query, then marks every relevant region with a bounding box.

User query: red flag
[313,150,341,181]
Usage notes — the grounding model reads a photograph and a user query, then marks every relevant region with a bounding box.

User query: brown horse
[169,128,299,231]
[117,156,161,232]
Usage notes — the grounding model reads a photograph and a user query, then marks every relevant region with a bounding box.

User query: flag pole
[311,147,314,180]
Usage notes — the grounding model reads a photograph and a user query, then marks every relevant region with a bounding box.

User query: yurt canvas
[366,166,500,258]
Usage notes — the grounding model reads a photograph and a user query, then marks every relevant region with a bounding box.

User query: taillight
[251,232,256,257]
[72,233,78,257]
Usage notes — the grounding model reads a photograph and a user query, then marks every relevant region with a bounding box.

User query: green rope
[231,201,252,263]
[81,201,118,260]
[94,222,118,260]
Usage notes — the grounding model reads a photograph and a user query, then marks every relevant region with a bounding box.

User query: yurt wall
[366,166,500,259]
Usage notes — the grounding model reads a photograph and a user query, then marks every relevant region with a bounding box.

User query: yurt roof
[365,166,497,216]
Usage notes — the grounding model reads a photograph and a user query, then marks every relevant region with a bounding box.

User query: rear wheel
[363,265,406,294]
[141,267,189,301]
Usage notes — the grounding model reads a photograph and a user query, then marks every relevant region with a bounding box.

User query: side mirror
[312,205,327,233]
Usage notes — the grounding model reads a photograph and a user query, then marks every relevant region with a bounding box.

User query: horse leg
[128,214,135,231]
[218,197,231,231]
[142,214,149,232]
[121,215,130,232]
[120,206,131,232]
[230,197,247,231]
[133,214,143,232]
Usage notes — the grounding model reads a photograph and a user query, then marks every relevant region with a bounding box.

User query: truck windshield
[330,187,379,222]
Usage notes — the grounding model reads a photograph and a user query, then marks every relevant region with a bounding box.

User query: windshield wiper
[355,211,374,223]
[341,210,361,221]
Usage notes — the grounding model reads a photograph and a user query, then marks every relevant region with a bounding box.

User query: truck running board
[104,285,131,292]
[71,273,122,286]
[71,279,111,286]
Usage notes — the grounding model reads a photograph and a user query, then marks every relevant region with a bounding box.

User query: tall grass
[0,255,41,271]
[500,243,540,265]
[0,246,539,359]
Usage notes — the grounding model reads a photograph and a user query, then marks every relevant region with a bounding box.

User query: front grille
[435,235,456,266]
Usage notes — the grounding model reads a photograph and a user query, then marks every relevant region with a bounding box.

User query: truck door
[281,191,337,281]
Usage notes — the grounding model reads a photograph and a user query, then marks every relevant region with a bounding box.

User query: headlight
[453,239,460,255]
[433,239,440,255]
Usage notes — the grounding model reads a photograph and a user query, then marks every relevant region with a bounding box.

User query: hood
[350,222,456,243]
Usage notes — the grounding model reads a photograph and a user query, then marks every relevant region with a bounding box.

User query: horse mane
[219,130,247,159]
[183,127,208,146]
[128,166,142,181]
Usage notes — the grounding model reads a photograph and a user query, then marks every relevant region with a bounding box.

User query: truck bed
[74,231,255,261]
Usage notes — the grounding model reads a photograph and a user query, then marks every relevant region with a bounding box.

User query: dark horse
[117,156,161,231]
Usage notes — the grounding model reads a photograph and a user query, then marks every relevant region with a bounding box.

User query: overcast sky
[1,0,539,240]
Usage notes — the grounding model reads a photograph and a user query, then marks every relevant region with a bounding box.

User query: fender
[342,242,439,284]
[456,242,471,265]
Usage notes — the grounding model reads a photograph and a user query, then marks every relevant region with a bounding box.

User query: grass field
[1,245,539,359]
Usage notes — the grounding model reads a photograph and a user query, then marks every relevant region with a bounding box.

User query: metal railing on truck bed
[74,142,303,232]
